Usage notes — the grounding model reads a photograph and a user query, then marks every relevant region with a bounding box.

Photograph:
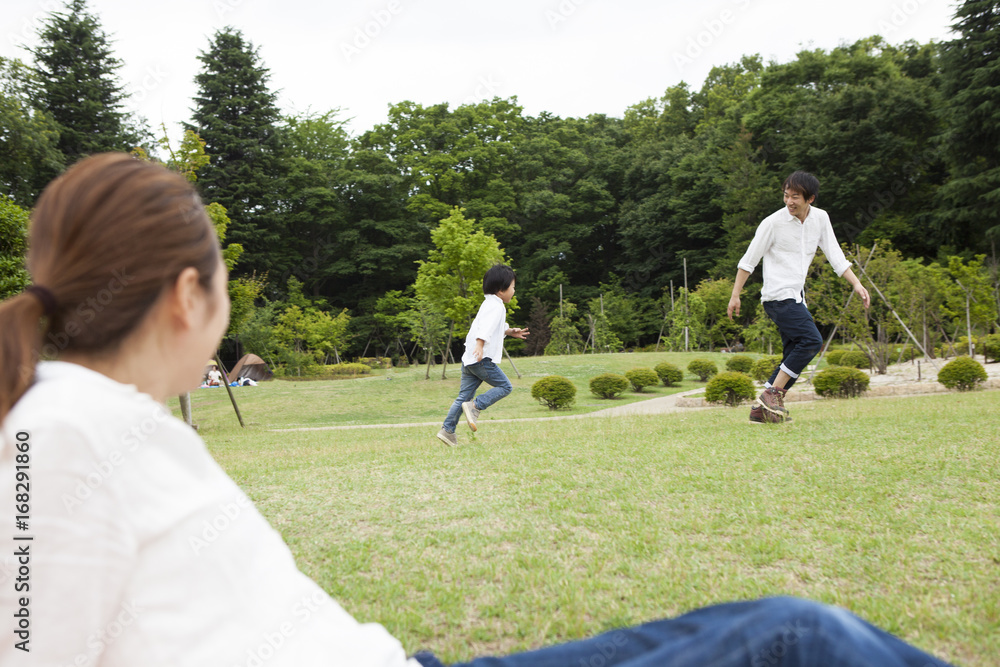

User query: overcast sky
[3,0,958,144]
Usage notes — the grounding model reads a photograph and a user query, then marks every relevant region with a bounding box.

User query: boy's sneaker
[461,401,480,432]
[749,403,784,424]
[436,428,458,447]
[759,386,788,416]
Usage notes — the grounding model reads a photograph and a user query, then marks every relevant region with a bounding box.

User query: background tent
[229,354,274,382]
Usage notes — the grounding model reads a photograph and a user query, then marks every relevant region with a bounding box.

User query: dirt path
[270,359,1000,433]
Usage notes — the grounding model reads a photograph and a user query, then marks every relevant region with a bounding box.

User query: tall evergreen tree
[188,27,284,276]
[0,57,64,206]
[937,0,1000,251]
[30,0,140,162]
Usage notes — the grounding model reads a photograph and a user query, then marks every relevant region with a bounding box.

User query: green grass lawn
[180,355,997,665]
[178,351,765,428]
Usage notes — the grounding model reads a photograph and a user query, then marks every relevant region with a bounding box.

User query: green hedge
[937,356,988,391]
[724,354,754,374]
[589,373,630,399]
[325,362,372,376]
[687,359,718,382]
[531,375,577,409]
[625,367,660,392]
[839,350,871,370]
[750,355,783,383]
[824,350,846,366]
[654,361,684,387]
[814,366,870,398]
[705,372,756,406]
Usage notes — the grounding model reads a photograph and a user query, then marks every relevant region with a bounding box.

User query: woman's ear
[165,267,203,331]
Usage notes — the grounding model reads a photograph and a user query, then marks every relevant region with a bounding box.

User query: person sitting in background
[206,366,223,386]
[0,153,952,666]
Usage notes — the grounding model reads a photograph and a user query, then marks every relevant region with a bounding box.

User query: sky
[2,0,959,145]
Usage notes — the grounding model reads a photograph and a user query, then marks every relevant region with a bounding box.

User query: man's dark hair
[782,171,820,202]
[483,264,515,295]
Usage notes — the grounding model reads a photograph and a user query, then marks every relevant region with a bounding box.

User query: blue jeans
[411,597,952,667]
[763,299,824,390]
[442,359,513,433]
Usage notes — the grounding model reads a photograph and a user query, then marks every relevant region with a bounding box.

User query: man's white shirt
[737,205,851,303]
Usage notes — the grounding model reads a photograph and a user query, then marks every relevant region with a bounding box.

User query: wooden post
[216,353,245,428]
[955,279,976,359]
[683,258,689,352]
[503,347,522,379]
[178,392,192,427]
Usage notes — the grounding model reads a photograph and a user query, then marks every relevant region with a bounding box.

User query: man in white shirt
[436,265,529,446]
[727,171,870,423]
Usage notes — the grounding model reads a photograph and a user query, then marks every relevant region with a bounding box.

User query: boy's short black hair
[483,264,515,295]
[782,171,820,202]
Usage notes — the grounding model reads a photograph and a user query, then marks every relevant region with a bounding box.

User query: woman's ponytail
[0,292,49,423]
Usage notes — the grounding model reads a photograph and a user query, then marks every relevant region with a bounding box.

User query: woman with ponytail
[0,154,418,666]
[0,154,954,667]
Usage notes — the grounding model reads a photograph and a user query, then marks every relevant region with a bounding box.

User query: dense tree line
[1,0,999,370]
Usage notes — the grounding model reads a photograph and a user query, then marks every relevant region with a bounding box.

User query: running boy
[437,264,528,446]
[727,171,870,424]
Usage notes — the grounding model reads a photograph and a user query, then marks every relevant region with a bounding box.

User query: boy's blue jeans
[442,358,513,433]
[763,299,824,390]
[412,597,952,667]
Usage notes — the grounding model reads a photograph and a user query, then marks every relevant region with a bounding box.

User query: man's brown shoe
[749,403,784,424]
[759,386,788,416]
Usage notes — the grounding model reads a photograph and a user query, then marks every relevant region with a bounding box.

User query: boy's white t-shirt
[0,361,420,667]
[461,294,508,366]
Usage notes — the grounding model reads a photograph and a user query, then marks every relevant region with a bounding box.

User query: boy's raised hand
[507,327,530,340]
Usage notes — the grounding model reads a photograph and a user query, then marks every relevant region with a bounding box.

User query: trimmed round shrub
[750,355,783,383]
[589,373,629,399]
[839,350,871,370]
[814,366,870,398]
[324,362,371,376]
[625,367,660,392]
[654,361,684,387]
[704,371,756,407]
[937,356,988,392]
[687,358,718,382]
[531,375,577,410]
[724,354,754,373]
[824,349,846,366]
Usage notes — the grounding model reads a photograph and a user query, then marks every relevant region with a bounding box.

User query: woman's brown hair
[0,153,221,422]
